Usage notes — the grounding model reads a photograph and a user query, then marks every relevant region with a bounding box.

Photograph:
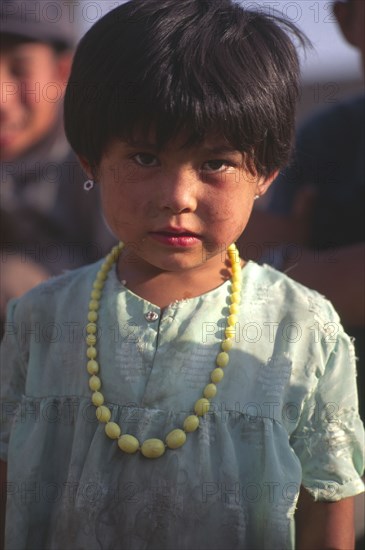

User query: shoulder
[243,263,355,382]
[244,261,340,327]
[8,261,102,325]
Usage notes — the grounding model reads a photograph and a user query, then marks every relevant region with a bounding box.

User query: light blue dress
[1,260,364,550]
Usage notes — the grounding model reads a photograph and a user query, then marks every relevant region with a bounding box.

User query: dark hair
[64,0,307,176]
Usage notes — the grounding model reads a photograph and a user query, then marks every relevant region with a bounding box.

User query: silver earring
[254,195,260,201]
[83,179,94,191]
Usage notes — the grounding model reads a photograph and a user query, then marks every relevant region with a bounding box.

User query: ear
[77,155,94,180]
[255,169,279,199]
[54,52,73,94]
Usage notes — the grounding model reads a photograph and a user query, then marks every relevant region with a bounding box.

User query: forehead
[0,35,54,57]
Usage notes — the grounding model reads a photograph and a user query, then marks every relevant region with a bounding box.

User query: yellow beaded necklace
[85,242,241,459]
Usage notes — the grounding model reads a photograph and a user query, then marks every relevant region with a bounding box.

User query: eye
[132,153,159,167]
[11,61,30,79]
[201,160,235,173]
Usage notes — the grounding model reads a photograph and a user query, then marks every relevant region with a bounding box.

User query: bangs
[106,69,259,156]
[65,0,306,176]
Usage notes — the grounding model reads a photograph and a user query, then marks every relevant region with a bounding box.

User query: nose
[159,168,198,214]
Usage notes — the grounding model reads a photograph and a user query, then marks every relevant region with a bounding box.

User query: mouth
[0,126,22,146]
[148,228,201,247]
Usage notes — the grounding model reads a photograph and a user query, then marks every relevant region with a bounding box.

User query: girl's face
[83,134,275,278]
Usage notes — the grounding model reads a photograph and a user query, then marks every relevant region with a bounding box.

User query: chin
[145,250,206,273]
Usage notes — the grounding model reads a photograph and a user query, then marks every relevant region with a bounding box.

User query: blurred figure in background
[239,0,364,416]
[239,4,364,542]
[0,0,116,325]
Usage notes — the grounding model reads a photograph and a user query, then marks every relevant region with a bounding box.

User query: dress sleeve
[0,299,27,462]
[290,323,365,502]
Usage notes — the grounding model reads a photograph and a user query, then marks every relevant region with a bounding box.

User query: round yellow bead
[183,415,200,432]
[221,339,233,352]
[93,280,104,290]
[232,274,241,285]
[229,260,239,271]
[227,244,237,252]
[92,391,104,406]
[96,271,107,281]
[87,346,97,359]
[89,375,101,391]
[91,289,101,300]
[104,251,115,268]
[203,383,217,399]
[86,323,97,334]
[225,327,236,339]
[231,282,241,293]
[87,359,99,375]
[88,311,98,322]
[86,334,97,346]
[211,368,224,383]
[96,405,111,423]
[216,352,229,367]
[227,314,238,326]
[229,303,239,314]
[166,429,187,449]
[105,422,121,439]
[89,300,99,311]
[140,439,166,458]
[118,434,140,454]
[230,292,241,304]
[194,398,210,416]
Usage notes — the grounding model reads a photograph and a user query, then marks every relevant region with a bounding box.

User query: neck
[116,254,242,309]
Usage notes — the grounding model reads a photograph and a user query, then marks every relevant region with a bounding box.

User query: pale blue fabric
[1,260,364,550]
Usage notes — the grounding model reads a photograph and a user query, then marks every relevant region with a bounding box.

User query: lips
[153,231,199,238]
[148,227,201,247]
[150,227,200,238]
[0,125,23,147]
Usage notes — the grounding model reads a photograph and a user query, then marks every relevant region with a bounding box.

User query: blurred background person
[239,3,364,544]
[0,0,116,327]
[239,0,364,414]
[238,2,364,545]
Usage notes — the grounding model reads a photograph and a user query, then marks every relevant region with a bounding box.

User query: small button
[145,311,159,322]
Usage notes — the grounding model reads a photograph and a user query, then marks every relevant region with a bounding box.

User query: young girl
[1,1,364,548]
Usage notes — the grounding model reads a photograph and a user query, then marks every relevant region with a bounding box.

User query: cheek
[207,169,256,215]
[206,185,254,228]
[99,177,146,228]
[21,67,61,107]
[19,88,58,129]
